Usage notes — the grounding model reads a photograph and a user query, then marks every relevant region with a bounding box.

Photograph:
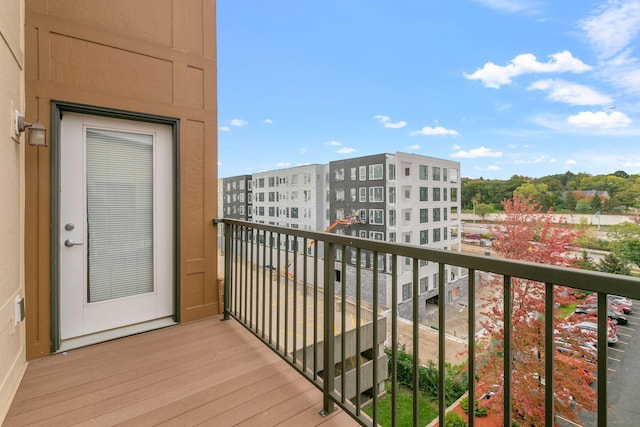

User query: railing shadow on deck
[215,218,640,427]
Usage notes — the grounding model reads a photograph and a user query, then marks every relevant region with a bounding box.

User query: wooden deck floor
[4,317,359,427]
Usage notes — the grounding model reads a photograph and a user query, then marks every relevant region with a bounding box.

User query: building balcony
[7,219,640,426]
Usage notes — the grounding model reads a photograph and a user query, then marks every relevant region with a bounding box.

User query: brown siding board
[25,0,219,359]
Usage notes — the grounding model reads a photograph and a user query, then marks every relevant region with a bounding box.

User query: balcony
[7,219,640,426]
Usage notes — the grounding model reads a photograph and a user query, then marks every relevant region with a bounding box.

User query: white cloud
[566,110,632,129]
[581,1,640,60]
[230,118,248,127]
[373,115,407,129]
[263,119,273,124]
[451,144,461,150]
[513,155,548,165]
[219,126,231,132]
[327,140,342,146]
[473,0,539,14]
[565,159,577,167]
[527,79,612,105]
[475,164,503,171]
[451,146,503,158]
[276,162,291,168]
[464,51,592,89]
[550,158,557,164]
[337,147,356,154]
[300,148,308,155]
[410,126,459,136]
[407,144,420,150]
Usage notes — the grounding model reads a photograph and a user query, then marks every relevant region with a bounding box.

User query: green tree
[564,191,577,211]
[598,253,631,276]
[575,250,597,271]
[474,202,493,221]
[576,198,591,212]
[608,221,640,269]
[590,194,602,211]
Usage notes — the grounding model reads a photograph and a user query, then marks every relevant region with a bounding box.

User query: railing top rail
[215,218,640,299]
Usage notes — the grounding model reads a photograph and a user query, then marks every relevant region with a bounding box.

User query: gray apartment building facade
[221,175,252,220]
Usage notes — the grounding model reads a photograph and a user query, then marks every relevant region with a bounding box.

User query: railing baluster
[438,262,445,427]
[322,240,336,416]
[222,222,231,321]
[341,245,347,403]
[545,282,554,427]
[598,291,608,427]
[391,254,398,427]
[503,275,513,427]
[302,237,308,373]
[293,237,298,365]
[284,235,290,357]
[313,241,319,381]
[355,247,362,416]
[268,231,274,345]
[276,234,282,350]
[412,258,420,427]
[468,269,475,427]
[372,250,379,425]
[261,231,266,338]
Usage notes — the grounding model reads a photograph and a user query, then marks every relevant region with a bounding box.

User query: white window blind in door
[86,128,154,303]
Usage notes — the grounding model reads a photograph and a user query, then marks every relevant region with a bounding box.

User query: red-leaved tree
[476,195,596,425]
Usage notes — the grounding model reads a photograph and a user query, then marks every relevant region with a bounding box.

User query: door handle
[64,239,83,247]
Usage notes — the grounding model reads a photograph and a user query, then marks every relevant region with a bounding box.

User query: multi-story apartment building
[221,153,462,321]
[251,164,329,232]
[329,152,462,320]
[221,175,252,220]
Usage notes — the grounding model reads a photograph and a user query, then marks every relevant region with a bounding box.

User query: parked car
[584,294,632,313]
[574,306,628,325]
[575,320,618,345]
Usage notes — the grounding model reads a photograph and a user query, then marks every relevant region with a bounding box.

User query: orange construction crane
[279,213,364,276]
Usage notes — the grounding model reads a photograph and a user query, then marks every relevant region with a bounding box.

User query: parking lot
[574,300,640,426]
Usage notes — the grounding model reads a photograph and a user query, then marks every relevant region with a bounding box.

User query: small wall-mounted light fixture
[16,112,48,146]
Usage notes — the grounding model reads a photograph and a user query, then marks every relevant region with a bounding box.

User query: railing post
[214,219,231,321]
[321,240,335,416]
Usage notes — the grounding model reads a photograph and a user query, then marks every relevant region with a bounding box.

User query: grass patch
[557,304,576,319]
[363,383,439,427]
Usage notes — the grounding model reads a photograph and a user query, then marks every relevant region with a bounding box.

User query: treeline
[462,170,640,213]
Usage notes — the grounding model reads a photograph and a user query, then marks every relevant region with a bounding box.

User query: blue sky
[217,0,640,180]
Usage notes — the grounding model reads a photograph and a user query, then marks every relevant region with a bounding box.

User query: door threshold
[58,317,177,352]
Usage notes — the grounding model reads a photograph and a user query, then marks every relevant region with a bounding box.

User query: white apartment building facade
[251,164,329,232]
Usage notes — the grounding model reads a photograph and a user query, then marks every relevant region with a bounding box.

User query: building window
[268,192,276,202]
[291,207,299,218]
[433,228,441,242]
[389,187,396,204]
[369,209,384,225]
[359,230,367,238]
[432,167,441,181]
[350,167,357,180]
[239,180,245,190]
[358,209,367,222]
[404,233,411,243]
[369,164,383,180]
[389,164,396,180]
[370,231,384,240]
[451,188,458,202]
[369,186,384,202]
[335,168,344,181]
[444,208,448,221]
[239,193,245,202]
[389,209,396,226]
[420,277,428,294]
[404,210,411,222]
[404,188,411,200]
[359,166,366,181]
[389,232,396,242]
[419,259,428,267]
[257,192,264,202]
[268,207,275,217]
[420,230,428,245]
[258,207,265,216]
[420,208,428,223]
[433,187,441,201]
[268,176,276,187]
[444,227,448,240]
[405,167,411,176]
[350,188,357,202]
[433,208,441,222]
[359,187,367,202]
[258,178,264,188]
[335,189,345,201]
[419,187,428,201]
[402,283,412,301]
[443,188,448,201]
[419,165,428,180]
[433,272,440,289]
[443,168,448,182]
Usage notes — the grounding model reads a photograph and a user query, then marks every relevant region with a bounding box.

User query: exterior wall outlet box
[14,296,25,325]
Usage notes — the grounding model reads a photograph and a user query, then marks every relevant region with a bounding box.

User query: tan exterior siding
[0,0,28,422]
[24,0,219,359]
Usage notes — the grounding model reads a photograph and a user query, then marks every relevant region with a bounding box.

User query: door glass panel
[86,128,154,302]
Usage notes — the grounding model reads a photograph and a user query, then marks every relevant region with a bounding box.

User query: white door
[59,113,174,348]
